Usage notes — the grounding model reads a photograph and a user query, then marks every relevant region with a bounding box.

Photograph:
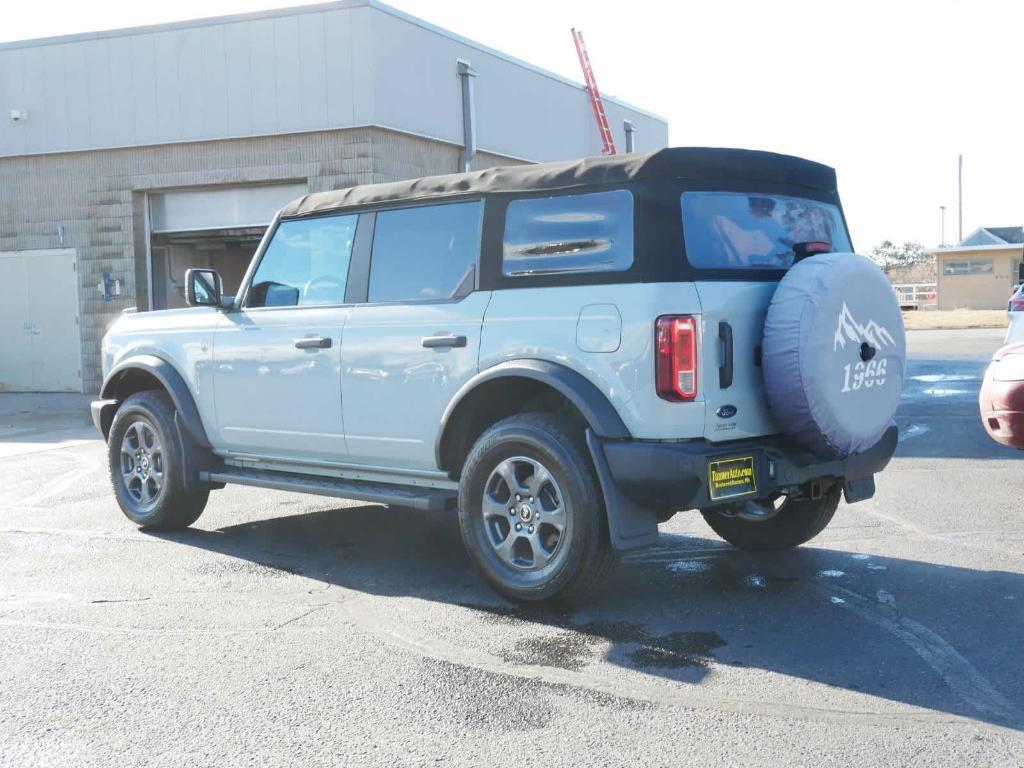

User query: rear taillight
[656,315,698,401]
[1011,298,1024,312]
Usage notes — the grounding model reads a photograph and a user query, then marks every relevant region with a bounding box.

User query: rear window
[368,201,482,303]
[681,192,851,270]
[503,189,633,277]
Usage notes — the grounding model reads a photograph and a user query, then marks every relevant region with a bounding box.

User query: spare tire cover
[762,252,906,458]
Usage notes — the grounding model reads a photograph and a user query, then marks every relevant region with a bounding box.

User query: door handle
[294,336,332,349]
[718,321,734,389]
[422,334,467,349]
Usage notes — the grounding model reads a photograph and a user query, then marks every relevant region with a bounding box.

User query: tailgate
[695,281,780,441]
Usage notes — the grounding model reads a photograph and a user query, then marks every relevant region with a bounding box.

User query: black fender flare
[436,359,631,470]
[100,354,212,449]
[437,360,656,552]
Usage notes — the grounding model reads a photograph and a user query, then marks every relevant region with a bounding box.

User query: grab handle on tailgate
[719,321,734,389]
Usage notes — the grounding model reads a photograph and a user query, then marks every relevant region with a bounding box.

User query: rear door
[340,200,487,472]
[681,191,853,442]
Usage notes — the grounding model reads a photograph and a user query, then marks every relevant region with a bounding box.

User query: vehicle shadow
[155,502,1024,730]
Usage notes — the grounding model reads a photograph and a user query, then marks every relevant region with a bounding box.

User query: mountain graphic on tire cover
[762,253,907,458]
[833,302,897,352]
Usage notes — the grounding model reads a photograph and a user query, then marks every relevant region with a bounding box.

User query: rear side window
[247,214,357,308]
[368,201,482,303]
[681,192,851,270]
[503,189,634,277]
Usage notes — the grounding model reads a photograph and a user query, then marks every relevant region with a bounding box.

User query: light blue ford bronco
[93,148,906,602]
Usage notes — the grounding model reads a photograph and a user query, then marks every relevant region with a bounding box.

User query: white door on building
[0,249,82,392]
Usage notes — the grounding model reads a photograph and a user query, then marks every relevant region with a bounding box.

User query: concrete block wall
[0,127,522,392]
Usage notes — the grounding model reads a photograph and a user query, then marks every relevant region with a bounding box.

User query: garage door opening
[148,182,306,310]
[151,228,263,310]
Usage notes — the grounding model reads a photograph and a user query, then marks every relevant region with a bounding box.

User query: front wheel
[458,414,615,603]
[700,485,841,550]
[107,390,209,530]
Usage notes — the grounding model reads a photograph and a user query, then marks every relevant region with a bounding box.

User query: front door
[341,200,486,472]
[211,214,359,461]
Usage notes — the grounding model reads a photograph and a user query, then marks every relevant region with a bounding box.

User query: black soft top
[279,147,838,218]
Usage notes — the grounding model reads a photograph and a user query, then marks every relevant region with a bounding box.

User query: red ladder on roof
[571,28,617,156]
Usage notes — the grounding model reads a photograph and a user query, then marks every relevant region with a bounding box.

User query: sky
[4,0,1022,251]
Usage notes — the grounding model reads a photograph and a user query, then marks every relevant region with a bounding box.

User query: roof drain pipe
[457,59,478,173]
[623,120,637,153]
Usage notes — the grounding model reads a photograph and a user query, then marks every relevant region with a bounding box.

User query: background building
[930,227,1024,310]
[0,0,667,393]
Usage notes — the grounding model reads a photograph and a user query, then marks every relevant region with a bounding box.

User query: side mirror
[185,268,223,308]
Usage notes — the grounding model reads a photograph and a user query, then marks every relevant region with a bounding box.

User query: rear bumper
[982,410,1024,449]
[599,424,898,511]
[982,409,1024,449]
[979,365,1024,449]
[90,399,117,440]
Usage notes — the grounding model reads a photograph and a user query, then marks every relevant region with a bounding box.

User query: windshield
[681,191,852,270]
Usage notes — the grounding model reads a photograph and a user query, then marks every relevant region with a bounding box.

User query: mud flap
[174,411,224,494]
[585,429,659,551]
[843,474,875,504]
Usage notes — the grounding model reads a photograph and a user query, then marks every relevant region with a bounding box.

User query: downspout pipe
[457,59,478,173]
[623,120,637,153]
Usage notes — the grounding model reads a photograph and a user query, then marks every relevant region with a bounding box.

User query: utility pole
[957,153,963,244]
[939,205,946,247]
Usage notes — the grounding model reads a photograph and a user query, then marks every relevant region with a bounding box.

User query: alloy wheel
[481,456,567,571]
[119,419,165,509]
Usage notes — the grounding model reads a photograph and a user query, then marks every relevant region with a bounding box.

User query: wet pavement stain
[192,558,305,577]
[259,560,305,575]
[697,562,800,592]
[463,603,727,671]
[628,631,727,669]
[505,631,597,671]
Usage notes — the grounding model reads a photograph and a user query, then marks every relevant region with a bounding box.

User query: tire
[700,485,841,551]
[763,252,906,458]
[458,413,615,603]
[107,390,209,530]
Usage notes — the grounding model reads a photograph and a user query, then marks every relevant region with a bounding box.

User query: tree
[869,240,932,272]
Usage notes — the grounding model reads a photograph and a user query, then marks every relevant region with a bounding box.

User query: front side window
[503,189,634,277]
[247,214,357,308]
[943,259,993,276]
[367,201,482,303]
[681,192,852,270]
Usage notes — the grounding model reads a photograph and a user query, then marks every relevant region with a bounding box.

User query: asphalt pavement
[1,328,1022,767]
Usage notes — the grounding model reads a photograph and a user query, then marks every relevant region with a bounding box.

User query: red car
[980,341,1024,448]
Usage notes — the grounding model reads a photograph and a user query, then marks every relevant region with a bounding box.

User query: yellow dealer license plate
[708,456,757,500]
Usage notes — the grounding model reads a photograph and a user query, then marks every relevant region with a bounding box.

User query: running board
[200,468,457,512]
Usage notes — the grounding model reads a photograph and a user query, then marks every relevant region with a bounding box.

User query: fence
[892,283,938,310]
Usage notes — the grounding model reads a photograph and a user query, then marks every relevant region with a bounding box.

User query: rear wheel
[107,390,208,530]
[700,485,841,550]
[458,414,615,603]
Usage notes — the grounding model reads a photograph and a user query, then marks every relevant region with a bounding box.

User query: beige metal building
[0,0,667,393]
[929,227,1024,310]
